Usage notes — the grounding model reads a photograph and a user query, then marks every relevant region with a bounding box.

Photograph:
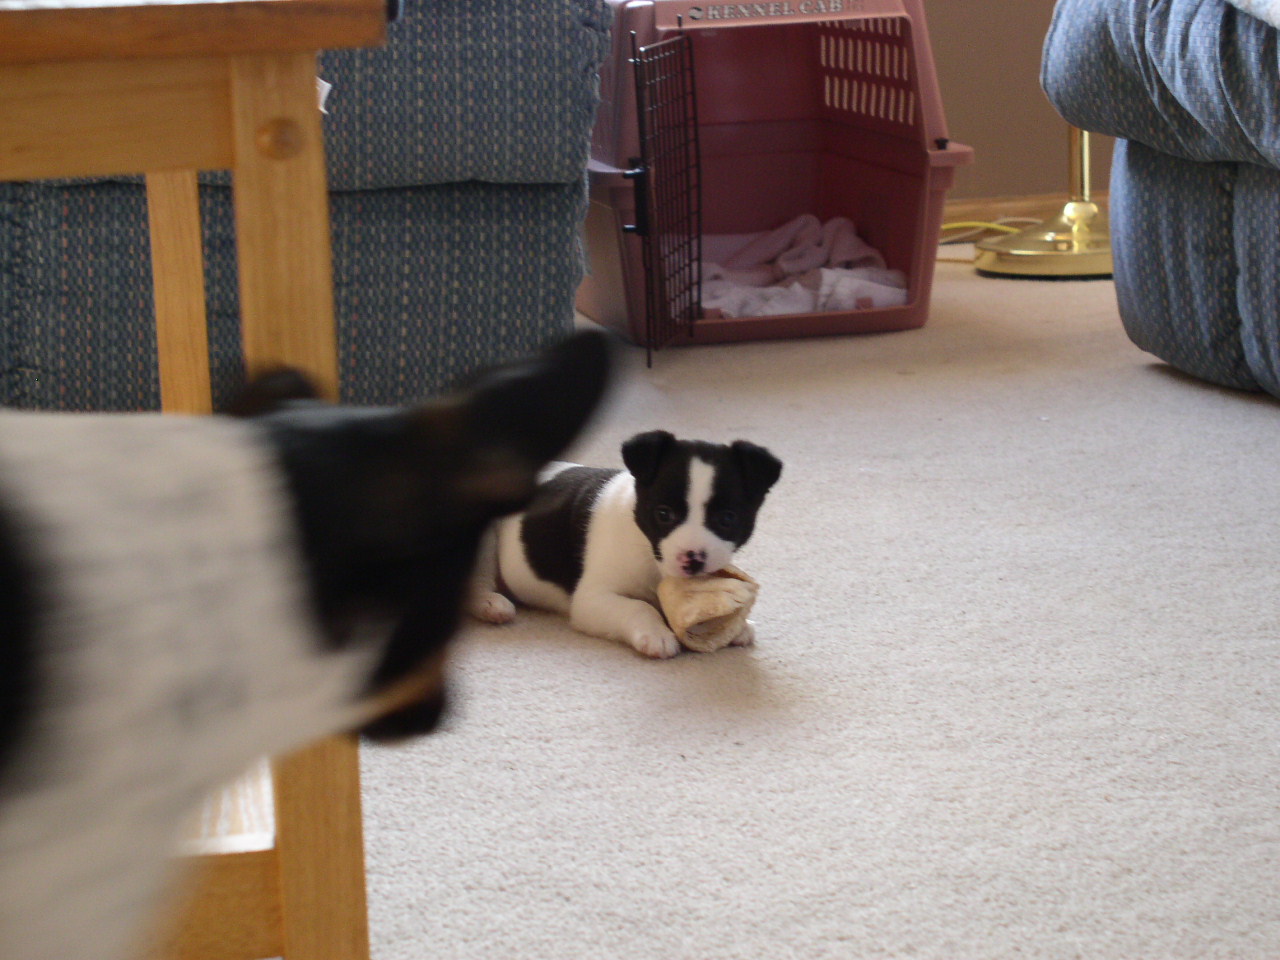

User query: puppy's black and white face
[622,430,782,580]
[239,332,612,741]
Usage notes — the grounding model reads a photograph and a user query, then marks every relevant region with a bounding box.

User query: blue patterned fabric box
[0,0,613,410]
[1042,0,1280,396]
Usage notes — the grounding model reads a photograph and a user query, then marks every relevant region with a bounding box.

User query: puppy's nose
[681,551,707,576]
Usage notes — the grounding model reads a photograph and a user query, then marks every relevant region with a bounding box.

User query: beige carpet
[360,260,1280,959]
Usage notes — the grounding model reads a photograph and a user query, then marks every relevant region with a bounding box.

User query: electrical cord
[937,217,1043,263]
[938,218,1040,244]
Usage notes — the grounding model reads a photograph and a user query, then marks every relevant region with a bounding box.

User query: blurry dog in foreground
[0,332,610,960]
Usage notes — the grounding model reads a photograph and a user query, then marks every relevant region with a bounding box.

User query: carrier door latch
[622,159,649,237]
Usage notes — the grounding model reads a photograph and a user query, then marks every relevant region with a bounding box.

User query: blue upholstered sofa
[0,1,612,411]
[1042,0,1280,398]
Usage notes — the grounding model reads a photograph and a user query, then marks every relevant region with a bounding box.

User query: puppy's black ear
[622,430,676,486]
[225,367,321,418]
[731,440,782,500]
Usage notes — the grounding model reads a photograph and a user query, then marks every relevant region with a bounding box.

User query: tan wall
[926,0,1112,201]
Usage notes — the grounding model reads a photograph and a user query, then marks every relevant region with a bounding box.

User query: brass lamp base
[975,125,1114,280]
[974,199,1112,280]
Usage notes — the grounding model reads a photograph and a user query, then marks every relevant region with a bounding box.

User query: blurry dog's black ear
[361,686,449,742]
[225,367,321,418]
[413,331,614,511]
[465,331,614,465]
[731,440,783,500]
[622,430,676,486]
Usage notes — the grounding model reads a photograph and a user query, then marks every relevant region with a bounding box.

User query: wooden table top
[0,0,386,64]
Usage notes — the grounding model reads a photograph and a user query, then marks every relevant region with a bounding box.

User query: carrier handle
[622,159,649,237]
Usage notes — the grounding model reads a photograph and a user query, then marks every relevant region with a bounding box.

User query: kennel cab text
[687,1,850,21]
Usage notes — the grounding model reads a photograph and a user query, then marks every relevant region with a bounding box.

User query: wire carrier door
[630,33,702,361]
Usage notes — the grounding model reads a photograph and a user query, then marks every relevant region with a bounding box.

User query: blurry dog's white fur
[0,333,610,960]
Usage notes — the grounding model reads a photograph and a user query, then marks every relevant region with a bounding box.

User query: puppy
[0,332,610,960]
[470,430,782,658]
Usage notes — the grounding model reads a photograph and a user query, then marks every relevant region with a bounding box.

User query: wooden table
[0,3,387,958]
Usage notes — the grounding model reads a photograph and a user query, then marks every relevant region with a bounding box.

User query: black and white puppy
[470,430,782,658]
[0,332,610,960]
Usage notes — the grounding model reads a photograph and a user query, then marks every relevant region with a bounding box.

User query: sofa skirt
[1108,140,1280,395]
[0,179,587,411]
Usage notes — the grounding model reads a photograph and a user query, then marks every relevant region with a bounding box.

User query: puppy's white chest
[579,480,661,598]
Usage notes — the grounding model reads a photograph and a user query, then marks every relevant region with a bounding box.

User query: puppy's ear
[225,366,321,418]
[622,430,676,486]
[731,440,782,500]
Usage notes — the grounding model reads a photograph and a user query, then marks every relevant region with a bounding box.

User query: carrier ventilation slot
[817,18,917,135]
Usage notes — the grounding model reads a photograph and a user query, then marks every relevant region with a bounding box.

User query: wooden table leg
[229,50,370,960]
[147,169,213,414]
[229,50,340,400]
[272,737,371,960]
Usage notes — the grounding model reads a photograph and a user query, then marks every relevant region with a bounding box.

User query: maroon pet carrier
[576,0,973,359]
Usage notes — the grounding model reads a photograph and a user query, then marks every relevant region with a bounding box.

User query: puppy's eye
[654,505,676,526]
[714,509,738,528]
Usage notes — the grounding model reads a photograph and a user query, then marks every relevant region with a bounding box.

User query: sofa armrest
[1041,0,1280,169]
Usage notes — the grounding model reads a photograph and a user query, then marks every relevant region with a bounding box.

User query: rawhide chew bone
[657,565,759,653]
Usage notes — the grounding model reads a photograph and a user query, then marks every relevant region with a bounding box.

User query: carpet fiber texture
[360,261,1280,959]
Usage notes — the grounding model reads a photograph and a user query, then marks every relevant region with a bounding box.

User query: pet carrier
[576,0,973,358]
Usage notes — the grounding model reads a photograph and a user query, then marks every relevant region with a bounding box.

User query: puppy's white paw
[630,629,681,660]
[470,591,516,625]
[729,620,756,647]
